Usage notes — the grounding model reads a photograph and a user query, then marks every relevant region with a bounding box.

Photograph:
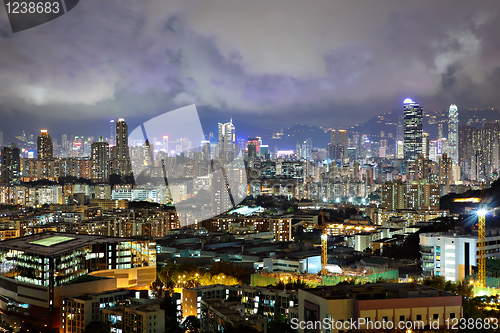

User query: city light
[477,209,487,217]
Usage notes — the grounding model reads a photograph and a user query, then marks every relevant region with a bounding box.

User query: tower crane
[478,183,487,288]
[303,211,329,275]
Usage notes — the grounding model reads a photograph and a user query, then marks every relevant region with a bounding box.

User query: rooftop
[0,231,142,256]
[303,283,457,300]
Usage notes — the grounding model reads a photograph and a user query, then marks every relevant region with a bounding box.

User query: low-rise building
[103,304,165,333]
[418,231,500,281]
[298,283,462,333]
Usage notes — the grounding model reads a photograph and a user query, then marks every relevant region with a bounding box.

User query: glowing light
[163,135,168,139]
[335,198,340,203]
[118,118,125,122]
[40,129,47,133]
[477,209,487,217]
[454,198,481,203]
[403,98,415,104]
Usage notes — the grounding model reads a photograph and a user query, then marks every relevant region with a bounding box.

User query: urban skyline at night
[2,1,500,332]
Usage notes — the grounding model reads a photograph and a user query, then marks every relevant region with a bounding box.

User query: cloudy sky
[1,0,500,138]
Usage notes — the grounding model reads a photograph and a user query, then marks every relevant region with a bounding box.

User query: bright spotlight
[477,209,487,217]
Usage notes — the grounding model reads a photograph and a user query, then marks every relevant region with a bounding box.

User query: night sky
[1,1,500,140]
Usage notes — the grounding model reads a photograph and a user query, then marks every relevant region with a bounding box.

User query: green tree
[183,315,200,333]
[268,315,295,333]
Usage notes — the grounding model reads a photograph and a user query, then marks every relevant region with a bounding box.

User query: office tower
[162,136,169,154]
[396,114,404,142]
[247,138,260,162]
[109,119,115,146]
[260,145,269,159]
[331,129,348,160]
[403,98,423,161]
[201,141,211,161]
[1,144,20,184]
[218,120,235,162]
[0,131,3,147]
[115,118,131,176]
[422,132,430,159]
[396,140,404,159]
[37,130,53,161]
[448,104,459,165]
[91,137,110,183]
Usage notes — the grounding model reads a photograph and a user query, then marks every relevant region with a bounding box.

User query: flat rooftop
[0,231,143,256]
[304,283,457,300]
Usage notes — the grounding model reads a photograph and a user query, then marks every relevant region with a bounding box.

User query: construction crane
[303,211,329,275]
[478,183,487,288]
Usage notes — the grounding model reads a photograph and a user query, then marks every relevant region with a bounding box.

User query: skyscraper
[422,132,430,159]
[403,98,423,161]
[162,136,169,154]
[0,131,3,147]
[247,138,260,162]
[482,121,500,179]
[448,104,459,165]
[218,120,235,161]
[37,130,53,161]
[115,118,131,176]
[331,129,348,160]
[1,144,20,184]
[91,137,110,183]
[109,120,115,146]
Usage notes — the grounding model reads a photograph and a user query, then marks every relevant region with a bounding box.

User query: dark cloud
[0,0,500,133]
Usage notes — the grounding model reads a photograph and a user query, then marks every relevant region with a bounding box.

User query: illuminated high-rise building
[37,130,53,161]
[1,143,20,184]
[403,98,423,161]
[247,137,260,162]
[481,121,500,179]
[439,153,453,187]
[218,120,235,161]
[91,137,110,183]
[115,118,131,176]
[422,132,430,159]
[448,104,459,165]
[162,136,169,154]
[331,129,348,160]
[109,119,115,146]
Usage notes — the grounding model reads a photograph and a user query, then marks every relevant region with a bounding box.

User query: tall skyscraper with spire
[448,104,459,165]
[403,98,423,161]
